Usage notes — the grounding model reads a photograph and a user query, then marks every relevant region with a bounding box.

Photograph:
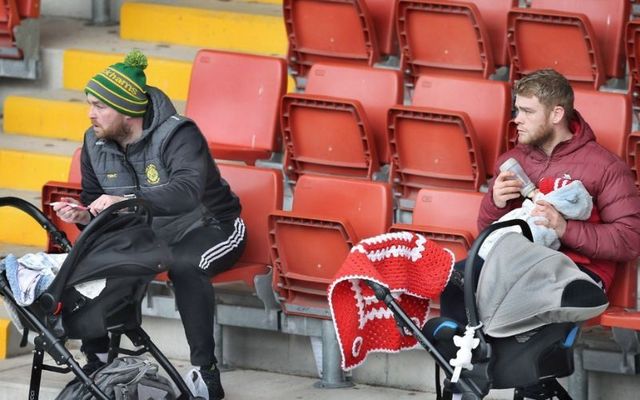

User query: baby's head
[538,176,574,195]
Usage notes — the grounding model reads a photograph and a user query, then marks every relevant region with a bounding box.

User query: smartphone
[50,201,88,211]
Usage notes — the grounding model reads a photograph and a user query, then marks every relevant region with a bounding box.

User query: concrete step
[0,351,428,400]
[40,0,282,21]
[3,88,186,142]
[121,0,287,56]
[0,189,48,247]
[0,15,200,108]
[0,131,77,192]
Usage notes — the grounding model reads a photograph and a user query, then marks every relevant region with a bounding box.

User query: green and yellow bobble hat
[85,49,149,117]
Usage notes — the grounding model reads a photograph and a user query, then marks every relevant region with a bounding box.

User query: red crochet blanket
[328,231,454,370]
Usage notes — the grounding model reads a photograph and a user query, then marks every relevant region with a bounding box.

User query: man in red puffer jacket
[441,69,640,323]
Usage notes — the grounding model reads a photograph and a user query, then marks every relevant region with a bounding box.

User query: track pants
[83,217,247,367]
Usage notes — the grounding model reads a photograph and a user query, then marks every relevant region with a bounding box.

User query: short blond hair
[514,69,574,120]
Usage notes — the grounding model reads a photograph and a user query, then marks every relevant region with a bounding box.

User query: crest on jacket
[145,164,160,184]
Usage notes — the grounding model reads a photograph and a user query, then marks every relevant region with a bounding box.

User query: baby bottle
[499,157,536,198]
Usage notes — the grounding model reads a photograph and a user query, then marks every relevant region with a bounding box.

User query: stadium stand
[507,8,605,90]
[269,174,392,318]
[283,0,380,83]
[184,49,288,165]
[396,0,495,84]
[281,63,402,181]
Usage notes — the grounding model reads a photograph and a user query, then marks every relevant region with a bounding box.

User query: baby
[478,176,593,259]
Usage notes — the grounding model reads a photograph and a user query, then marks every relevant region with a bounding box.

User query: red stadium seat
[388,106,486,210]
[283,0,380,81]
[593,262,640,331]
[185,49,287,165]
[573,88,631,159]
[469,0,518,67]
[391,187,484,260]
[507,8,605,90]
[530,0,630,79]
[363,0,398,57]
[211,164,284,291]
[412,74,511,175]
[269,174,392,318]
[281,63,402,181]
[397,0,495,84]
[42,146,83,252]
[626,19,640,109]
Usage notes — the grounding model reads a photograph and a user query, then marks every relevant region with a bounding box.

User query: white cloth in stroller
[0,253,107,331]
[477,232,608,337]
[478,180,593,259]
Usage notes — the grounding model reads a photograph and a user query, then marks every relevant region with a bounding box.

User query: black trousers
[83,217,247,367]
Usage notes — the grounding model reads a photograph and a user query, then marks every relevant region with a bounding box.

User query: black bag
[56,356,176,400]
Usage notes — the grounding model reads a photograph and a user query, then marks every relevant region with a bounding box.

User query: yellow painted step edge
[121,2,287,56]
[64,49,193,101]
[0,206,47,247]
[4,96,88,141]
[0,149,71,191]
[0,319,9,359]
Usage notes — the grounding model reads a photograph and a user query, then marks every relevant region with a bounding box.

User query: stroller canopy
[477,232,608,337]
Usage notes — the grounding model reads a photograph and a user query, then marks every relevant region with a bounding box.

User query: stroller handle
[0,196,72,252]
[464,219,532,332]
[38,198,153,314]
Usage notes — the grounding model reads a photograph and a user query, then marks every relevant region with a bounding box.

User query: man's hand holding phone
[51,197,91,225]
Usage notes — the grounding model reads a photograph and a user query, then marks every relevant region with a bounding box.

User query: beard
[519,120,554,148]
[94,118,131,144]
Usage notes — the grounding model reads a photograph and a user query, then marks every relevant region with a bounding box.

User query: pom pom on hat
[85,49,149,117]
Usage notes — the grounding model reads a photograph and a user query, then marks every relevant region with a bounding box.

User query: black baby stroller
[367,219,608,400]
[0,196,197,400]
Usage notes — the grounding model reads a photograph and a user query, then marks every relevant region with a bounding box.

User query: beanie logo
[106,172,118,179]
[104,68,141,98]
[145,164,160,185]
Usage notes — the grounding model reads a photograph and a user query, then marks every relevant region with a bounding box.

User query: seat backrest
[218,163,283,266]
[185,49,287,162]
[397,0,495,83]
[469,0,518,66]
[507,8,605,90]
[362,0,398,56]
[283,0,380,79]
[626,19,640,109]
[68,147,82,184]
[292,174,392,239]
[412,74,510,175]
[607,261,638,309]
[531,0,630,79]
[388,106,486,206]
[305,63,403,163]
[573,88,631,159]
[412,188,484,238]
[17,0,40,18]
[280,93,379,181]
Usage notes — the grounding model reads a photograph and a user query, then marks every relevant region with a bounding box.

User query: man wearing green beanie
[53,50,244,399]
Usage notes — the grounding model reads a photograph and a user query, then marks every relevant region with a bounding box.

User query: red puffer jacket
[478,111,640,290]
